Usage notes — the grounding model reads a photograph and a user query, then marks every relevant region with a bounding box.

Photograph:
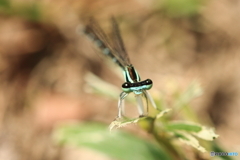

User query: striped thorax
[122,65,153,95]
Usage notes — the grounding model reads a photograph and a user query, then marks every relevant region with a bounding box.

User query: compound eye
[122,82,131,88]
[122,82,132,93]
[145,79,152,85]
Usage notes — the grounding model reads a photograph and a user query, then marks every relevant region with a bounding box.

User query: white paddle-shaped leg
[136,95,145,116]
[117,92,128,118]
[145,91,157,109]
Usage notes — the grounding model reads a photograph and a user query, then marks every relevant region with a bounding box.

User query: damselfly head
[121,79,153,94]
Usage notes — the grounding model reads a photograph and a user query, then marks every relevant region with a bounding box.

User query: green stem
[151,120,187,160]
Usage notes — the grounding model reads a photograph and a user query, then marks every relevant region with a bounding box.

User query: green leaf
[54,123,171,160]
[173,131,206,152]
[192,126,219,141]
[165,121,202,132]
[165,121,219,141]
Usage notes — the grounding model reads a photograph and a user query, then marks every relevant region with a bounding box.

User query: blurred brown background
[0,0,240,159]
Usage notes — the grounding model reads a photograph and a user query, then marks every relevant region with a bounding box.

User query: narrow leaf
[192,126,219,141]
[174,131,206,152]
[165,121,202,132]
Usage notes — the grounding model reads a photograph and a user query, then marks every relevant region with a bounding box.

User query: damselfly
[83,17,157,119]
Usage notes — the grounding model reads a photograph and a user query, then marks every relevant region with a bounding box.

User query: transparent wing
[84,17,127,69]
[111,17,131,66]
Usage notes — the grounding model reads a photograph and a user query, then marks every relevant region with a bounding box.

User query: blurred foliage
[160,0,203,17]
[54,123,171,160]
[0,0,42,21]
[0,0,10,9]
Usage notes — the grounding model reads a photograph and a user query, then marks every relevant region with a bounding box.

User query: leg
[145,91,157,109]
[117,92,128,118]
[142,91,149,115]
[136,95,145,116]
